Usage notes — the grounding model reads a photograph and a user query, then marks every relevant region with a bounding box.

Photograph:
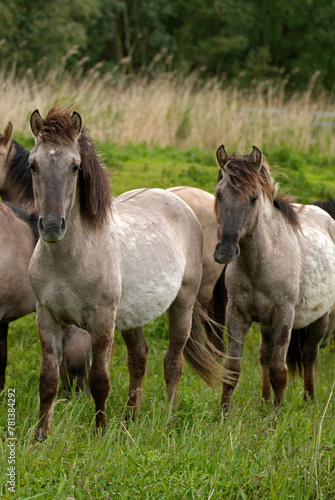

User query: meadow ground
[1,71,335,498]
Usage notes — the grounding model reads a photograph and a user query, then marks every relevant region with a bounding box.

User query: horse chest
[227,266,297,325]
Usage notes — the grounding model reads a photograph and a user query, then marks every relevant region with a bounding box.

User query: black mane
[312,199,335,220]
[6,140,33,205]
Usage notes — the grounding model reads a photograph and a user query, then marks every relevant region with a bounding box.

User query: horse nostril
[38,217,44,233]
[61,218,66,232]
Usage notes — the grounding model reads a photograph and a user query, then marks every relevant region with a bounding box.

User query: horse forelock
[38,105,79,145]
[217,155,301,231]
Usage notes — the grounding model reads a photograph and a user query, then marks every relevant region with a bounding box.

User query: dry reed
[1,66,335,154]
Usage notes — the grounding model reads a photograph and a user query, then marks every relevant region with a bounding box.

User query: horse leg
[302,312,329,399]
[320,305,335,348]
[258,326,274,401]
[0,322,9,391]
[205,268,227,352]
[88,320,114,431]
[221,302,251,412]
[269,308,294,405]
[165,292,196,410]
[35,305,63,440]
[121,327,148,418]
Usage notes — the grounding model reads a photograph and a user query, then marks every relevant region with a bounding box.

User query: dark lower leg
[89,335,114,430]
[121,327,148,418]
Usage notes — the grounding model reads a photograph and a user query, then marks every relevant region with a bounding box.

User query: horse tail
[205,266,227,352]
[286,328,305,378]
[183,300,224,389]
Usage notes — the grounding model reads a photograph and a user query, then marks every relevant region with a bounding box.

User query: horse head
[213,145,263,264]
[29,108,82,242]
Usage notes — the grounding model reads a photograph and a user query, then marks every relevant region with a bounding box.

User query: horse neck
[238,197,279,269]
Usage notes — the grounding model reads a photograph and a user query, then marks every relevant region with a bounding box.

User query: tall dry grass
[1,66,335,154]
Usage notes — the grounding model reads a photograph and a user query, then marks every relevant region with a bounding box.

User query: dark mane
[216,155,301,232]
[40,106,113,227]
[78,129,113,226]
[312,199,335,220]
[3,140,33,206]
[2,201,39,243]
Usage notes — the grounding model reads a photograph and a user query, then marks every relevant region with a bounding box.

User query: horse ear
[216,145,230,169]
[249,145,262,169]
[30,110,44,138]
[2,122,13,145]
[71,111,82,136]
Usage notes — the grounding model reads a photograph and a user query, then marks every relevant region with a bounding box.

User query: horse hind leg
[205,268,227,352]
[165,290,197,411]
[302,312,329,400]
[121,327,148,418]
[0,322,9,391]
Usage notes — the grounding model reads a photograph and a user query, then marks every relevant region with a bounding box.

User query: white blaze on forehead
[50,149,56,155]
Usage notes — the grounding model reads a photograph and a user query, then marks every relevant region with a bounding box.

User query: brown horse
[28,106,223,439]
[214,145,335,411]
[0,202,37,390]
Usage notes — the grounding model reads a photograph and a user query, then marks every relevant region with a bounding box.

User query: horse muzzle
[214,241,240,264]
[38,214,67,242]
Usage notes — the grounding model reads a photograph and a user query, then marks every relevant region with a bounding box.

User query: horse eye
[29,162,37,173]
[72,164,80,174]
[216,192,222,201]
[250,194,258,205]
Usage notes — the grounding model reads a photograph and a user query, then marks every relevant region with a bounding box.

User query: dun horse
[28,106,223,439]
[214,145,335,411]
[0,122,225,351]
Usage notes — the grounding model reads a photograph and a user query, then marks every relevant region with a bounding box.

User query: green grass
[1,315,335,499]
[1,140,335,498]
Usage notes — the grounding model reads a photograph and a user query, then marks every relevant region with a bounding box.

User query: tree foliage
[0,0,335,89]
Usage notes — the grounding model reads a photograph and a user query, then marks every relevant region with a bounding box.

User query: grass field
[0,132,335,499]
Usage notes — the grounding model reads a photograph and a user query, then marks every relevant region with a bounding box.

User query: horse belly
[115,263,184,330]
